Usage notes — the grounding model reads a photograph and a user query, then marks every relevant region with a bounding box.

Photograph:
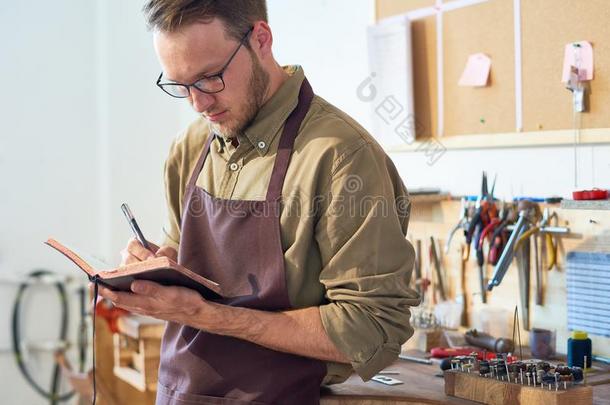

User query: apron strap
[266,78,314,202]
[185,132,215,194]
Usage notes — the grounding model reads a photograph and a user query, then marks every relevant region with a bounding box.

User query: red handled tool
[431,347,517,362]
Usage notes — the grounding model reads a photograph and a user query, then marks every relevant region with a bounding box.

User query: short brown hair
[143,0,267,43]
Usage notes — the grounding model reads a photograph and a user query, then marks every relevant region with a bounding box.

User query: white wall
[390,144,610,200]
[0,2,99,404]
[100,0,185,262]
[0,1,185,403]
[268,0,375,132]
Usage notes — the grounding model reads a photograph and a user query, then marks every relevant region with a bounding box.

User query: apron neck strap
[266,78,314,202]
[186,132,216,193]
[185,77,314,202]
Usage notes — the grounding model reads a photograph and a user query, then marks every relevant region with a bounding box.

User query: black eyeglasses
[156,27,253,98]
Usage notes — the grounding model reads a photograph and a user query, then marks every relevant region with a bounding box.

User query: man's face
[154,19,269,138]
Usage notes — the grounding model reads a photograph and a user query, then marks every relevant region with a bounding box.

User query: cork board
[443,0,515,136]
[376,0,610,139]
[522,0,610,132]
[376,0,436,20]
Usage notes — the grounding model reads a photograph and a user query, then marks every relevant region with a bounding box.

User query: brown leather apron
[156,78,327,405]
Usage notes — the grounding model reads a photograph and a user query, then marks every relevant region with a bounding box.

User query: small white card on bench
[371,375,403,385]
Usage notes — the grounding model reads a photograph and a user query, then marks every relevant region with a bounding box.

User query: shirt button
[257,141,266,149]
[229,163,239,171]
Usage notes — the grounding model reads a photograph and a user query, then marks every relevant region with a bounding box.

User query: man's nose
[189,89,215,113]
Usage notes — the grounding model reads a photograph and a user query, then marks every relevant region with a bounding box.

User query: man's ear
[250,21,273,60]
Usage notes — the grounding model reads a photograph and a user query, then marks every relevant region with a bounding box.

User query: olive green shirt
[161,65,419,383]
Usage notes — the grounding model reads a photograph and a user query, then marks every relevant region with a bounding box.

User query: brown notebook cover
[45,238,222,300]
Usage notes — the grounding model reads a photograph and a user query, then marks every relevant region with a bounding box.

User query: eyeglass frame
[156,27,254,98]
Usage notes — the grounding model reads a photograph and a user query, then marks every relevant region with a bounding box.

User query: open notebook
[46,238,222,300]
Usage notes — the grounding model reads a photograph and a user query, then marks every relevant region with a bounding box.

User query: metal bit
[555,373,559,391]
[520,370,524,385]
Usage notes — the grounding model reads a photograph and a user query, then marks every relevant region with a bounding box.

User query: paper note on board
[366,17,415,147]
[458,53,491,87]
[561,41,593,82]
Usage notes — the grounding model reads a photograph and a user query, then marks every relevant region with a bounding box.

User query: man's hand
[120,238,177,265]
[97,280,208,326]
[96,240,349,364]
[89,239,179,307]
[97,281,349,364]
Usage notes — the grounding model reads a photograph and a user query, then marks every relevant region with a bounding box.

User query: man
[98,1,419,403]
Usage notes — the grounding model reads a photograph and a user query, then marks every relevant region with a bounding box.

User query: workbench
[320,351,610,405]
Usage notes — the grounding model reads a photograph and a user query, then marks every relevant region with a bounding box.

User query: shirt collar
[245,65,305,156]
[212,65,305,156]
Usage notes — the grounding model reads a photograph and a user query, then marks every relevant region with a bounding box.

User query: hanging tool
[475,232,488,304]
[533,231,543,306]
[445,197,468,254]
[487,203,512,265]
[533,208,559,304]
[413,239,422,297]
[515,226,532,330]
[463,173,489,260]
[415,238,431,306]
[464,173,490,245]
[429,236,447,301]
[487,210,526,290]
[487,200,540,291]
[478,217,501,251]
[515,201,541,329]
[514,222,540,251]
[519,203,541,329]
[465,172,498,302]
[475,203,504,304]
[541,208,558,270]
[460,245,469,328]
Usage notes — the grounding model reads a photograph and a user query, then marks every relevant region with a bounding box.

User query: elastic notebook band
[91,276,99,405]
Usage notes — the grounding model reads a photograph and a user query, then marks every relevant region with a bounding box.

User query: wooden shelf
[561,199,610,210]
[385,128,610,153]
[410,193,451,204]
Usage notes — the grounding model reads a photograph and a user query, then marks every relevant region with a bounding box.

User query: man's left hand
[97,280,207,326]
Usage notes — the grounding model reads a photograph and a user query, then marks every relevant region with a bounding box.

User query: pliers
[445,197,468,254]
[487,203,511,265]
[541,208,558,270]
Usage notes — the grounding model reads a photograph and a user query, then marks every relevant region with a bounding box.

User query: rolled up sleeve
[316,141,419,381]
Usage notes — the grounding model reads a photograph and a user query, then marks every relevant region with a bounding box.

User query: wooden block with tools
[444,369,593,405]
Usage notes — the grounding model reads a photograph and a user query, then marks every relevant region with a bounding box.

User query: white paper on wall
[365,17,415,148]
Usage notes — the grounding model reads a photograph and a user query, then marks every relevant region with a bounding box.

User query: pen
[121,203,153,252]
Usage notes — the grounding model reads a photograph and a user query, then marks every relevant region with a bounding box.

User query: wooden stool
[113,315,164,393]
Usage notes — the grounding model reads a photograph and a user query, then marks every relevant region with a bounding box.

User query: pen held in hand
[121,203,153,253]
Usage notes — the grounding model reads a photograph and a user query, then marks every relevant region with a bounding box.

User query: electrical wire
[11,270,84,404]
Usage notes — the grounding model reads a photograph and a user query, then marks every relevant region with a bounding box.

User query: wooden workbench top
[320,352,610,405]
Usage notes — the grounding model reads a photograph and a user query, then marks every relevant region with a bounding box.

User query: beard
[209,51,270,139]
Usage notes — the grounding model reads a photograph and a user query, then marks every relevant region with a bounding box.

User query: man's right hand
[120,238,178,266]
